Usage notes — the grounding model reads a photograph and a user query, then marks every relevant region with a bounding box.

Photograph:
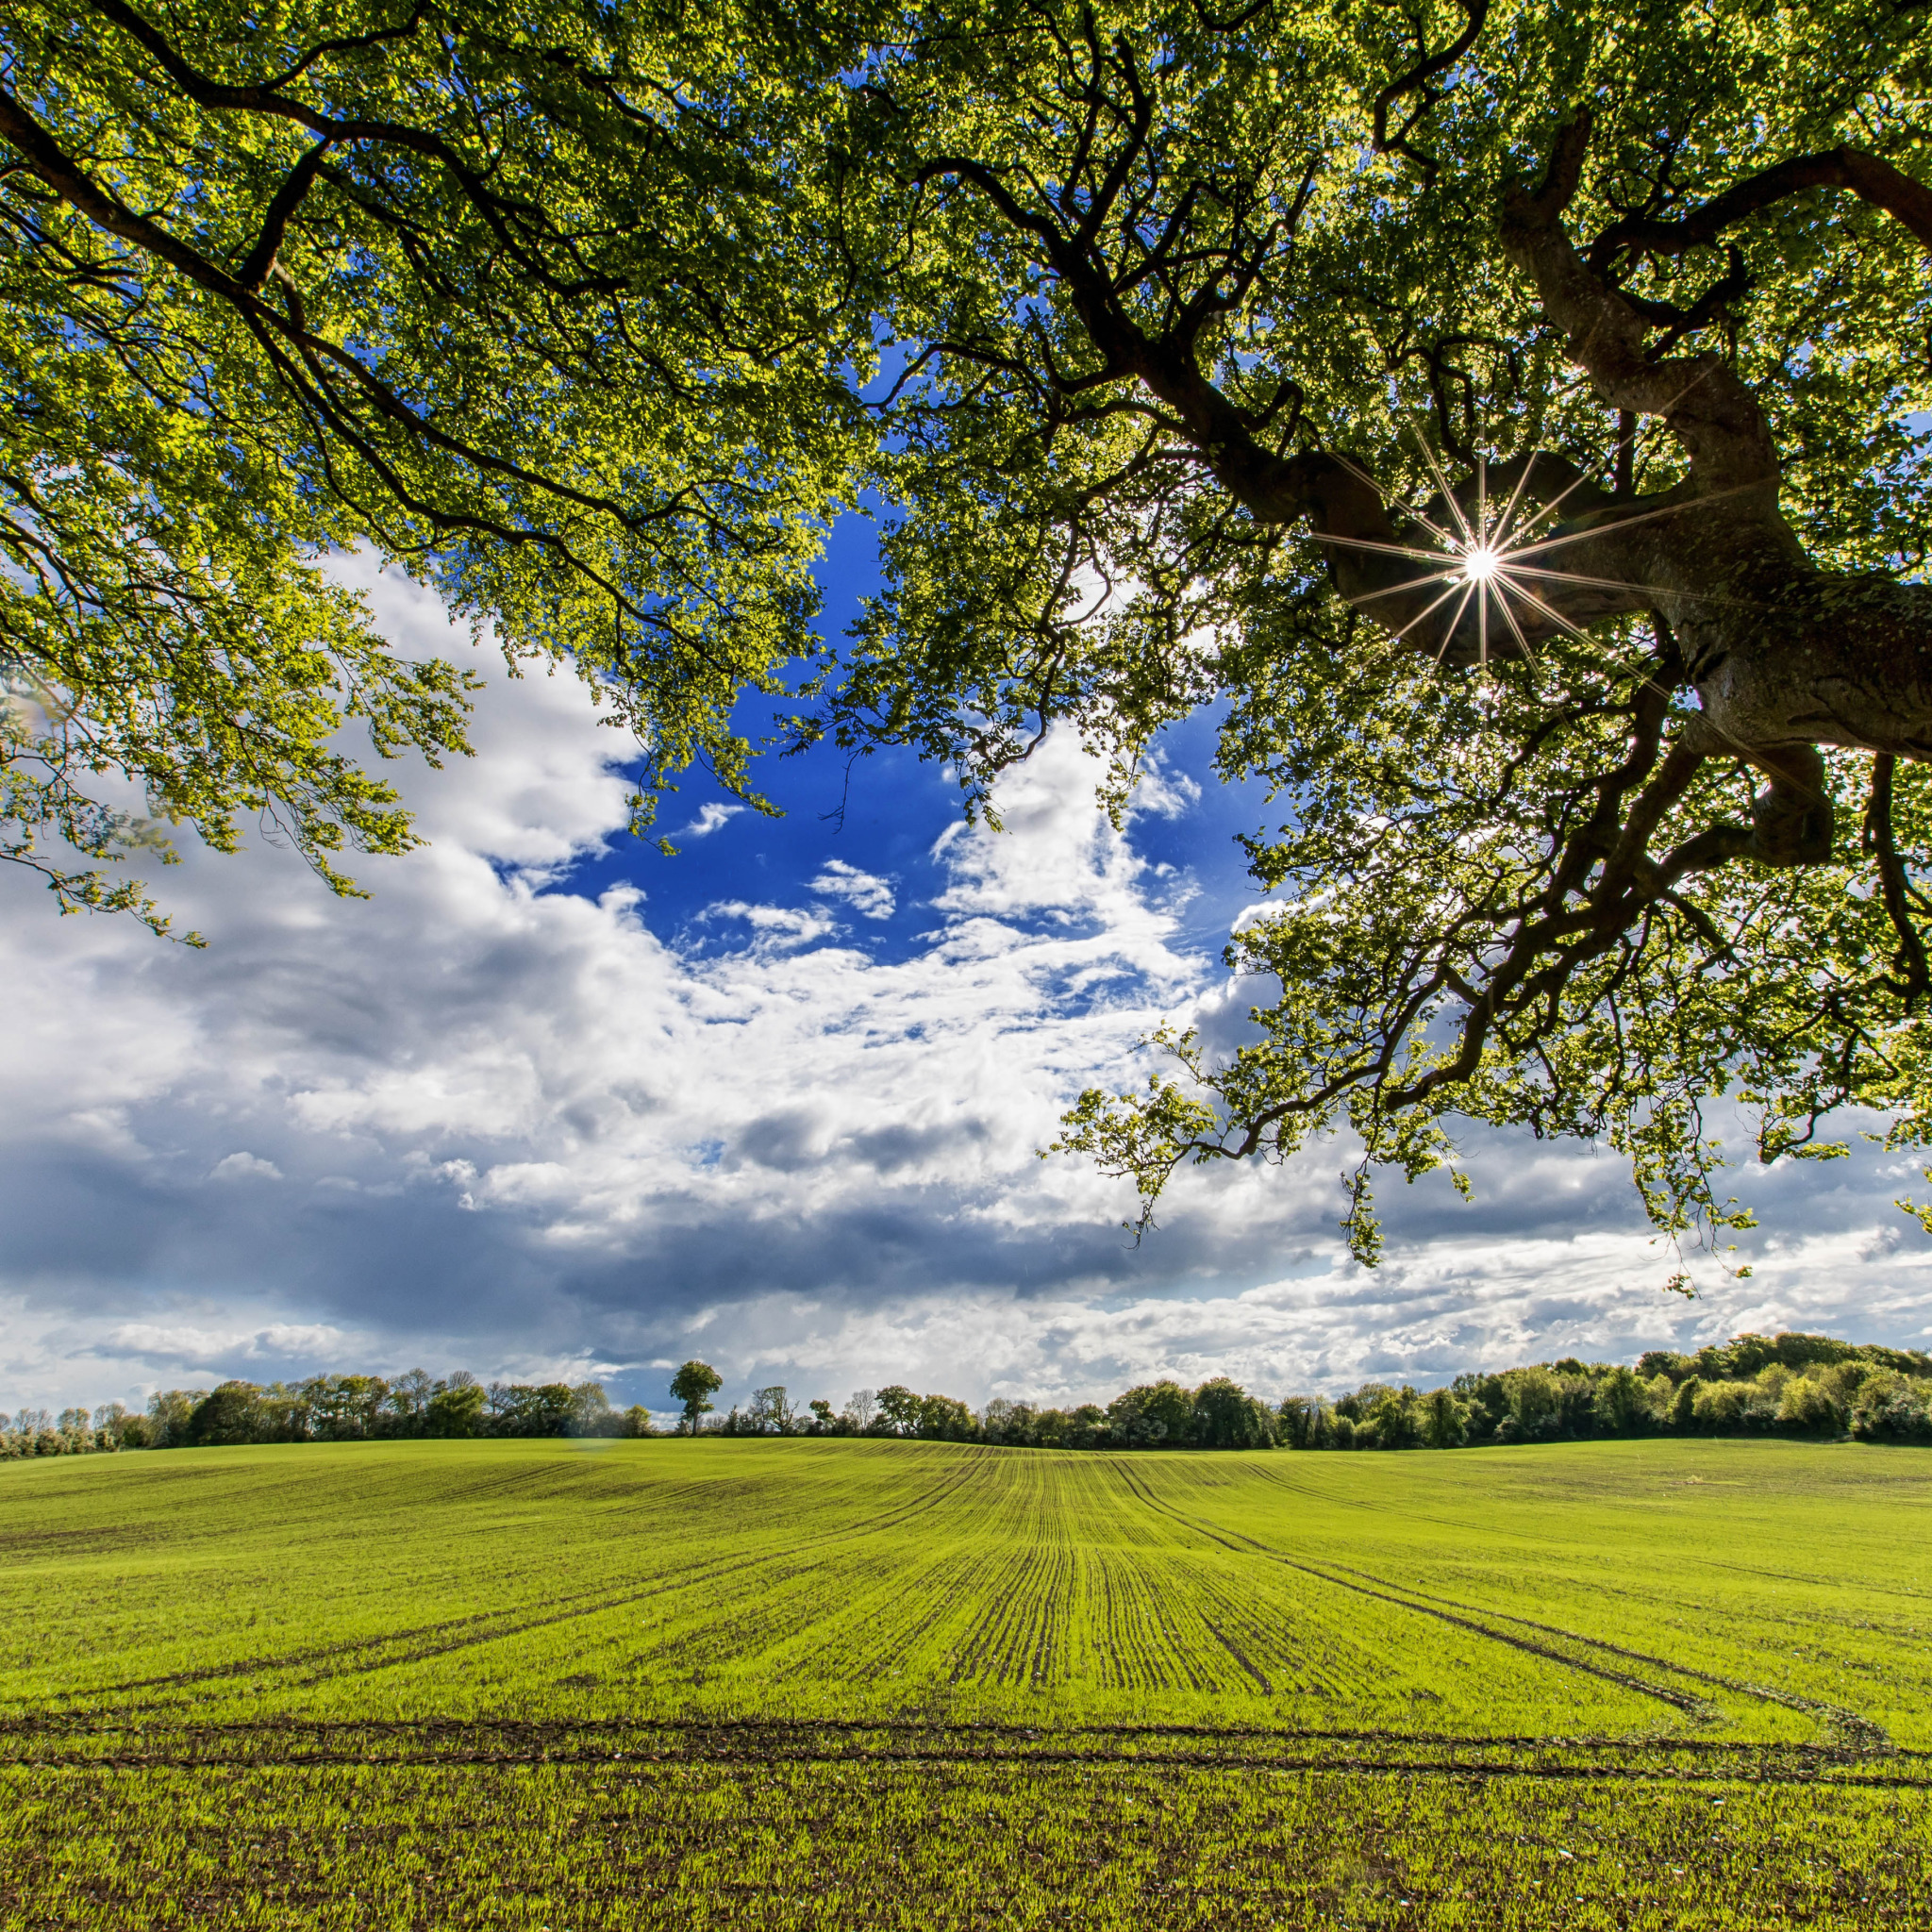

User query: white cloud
[678,803,746,839]
[209,1152,283,1182]
[0,554,1928,1413]
[809,859,895,920]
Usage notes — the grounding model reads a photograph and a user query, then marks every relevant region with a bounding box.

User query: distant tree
[670,1361,723,1436]
[487,1383,576,1438]
[874,1386,923,1437]
[1451,1373,1507,1444]
[185,1380,263,1447]
[387,1370,435,1435]
[1497,1368,1568,1442]
[1065,1405,1109,1449]
[1423,1388,1469,1450]
[425,1380,486,1440]
[1850,1374,1932,1443]
[916,1393,977,1441]
[1366,1387,1426,1451]
[306,1374,390,1441]
[807,1398,837,1435]
[1191,1378,1275,1449]
[1334,1383,1398,1425]
[842,1389,878,1432]
[1106,1381,1195,1447]
[1671,1377,1704,1431]
[980,1398,1033,1446]
[618,1406,657,1439]
[1276,1395,1341,1451]
[92,1401,133,1446]
[747,1386,798,1435]
[567,1381,616,1437]
[1592,1365,1652,1435]
[144,1389,203,1448]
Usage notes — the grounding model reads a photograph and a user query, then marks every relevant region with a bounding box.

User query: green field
[3,1436,1929,1927]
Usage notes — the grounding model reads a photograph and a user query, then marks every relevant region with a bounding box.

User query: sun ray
[1313,530,1471,567]
[1491,583,1538,663]
[1345,570,1470,608]
[1327,450,1465,548]
[1487,449,1543,552]
[1506,481,1767,565]
[1505,577,1607,647]
[1408,425,1478,546]
[1388,575,1479,644]
[1499,365,1726,547]
[1502,561,1768,614]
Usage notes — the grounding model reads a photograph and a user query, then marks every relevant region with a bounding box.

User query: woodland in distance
[8,1328,1932,1457]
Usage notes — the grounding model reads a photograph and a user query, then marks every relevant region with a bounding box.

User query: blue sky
[4,536,1932,1421]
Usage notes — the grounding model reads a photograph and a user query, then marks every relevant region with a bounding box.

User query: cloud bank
[3,563,1929,1414]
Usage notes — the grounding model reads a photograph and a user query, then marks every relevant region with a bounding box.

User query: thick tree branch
[235,139,333,290]
[1500,114,1784,494]
[1590,145,1932,269]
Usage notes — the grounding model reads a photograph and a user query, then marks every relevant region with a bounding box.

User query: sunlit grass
[2,1437,1928,1925]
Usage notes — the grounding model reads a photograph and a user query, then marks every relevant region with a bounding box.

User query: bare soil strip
[2,1716,1923,1785]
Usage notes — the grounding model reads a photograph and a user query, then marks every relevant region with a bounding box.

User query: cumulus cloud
[0,556,1928,1413]
[678,803,746,839]
[209,1153,283,1182]
[809,859,895,920]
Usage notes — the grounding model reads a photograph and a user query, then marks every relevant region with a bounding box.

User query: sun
[1310,419,1731,672]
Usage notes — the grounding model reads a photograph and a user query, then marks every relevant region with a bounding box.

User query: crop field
[2,1437,1929,1927]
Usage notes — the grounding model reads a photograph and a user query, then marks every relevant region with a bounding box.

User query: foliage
[0,0,867,923]
[669,1359,723,1434]
[791,0,1932,1262]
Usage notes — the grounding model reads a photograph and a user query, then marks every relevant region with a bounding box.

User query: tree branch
[235,139,333,291]
[1371,0,1489,185]
[1865,751,1931,1006]
[1589,145,1932,269]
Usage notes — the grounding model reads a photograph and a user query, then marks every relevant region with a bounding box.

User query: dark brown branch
[1589,145,1932,269]
[1371,0,1489,185]
[235,139,332,290]
[1864,752,1931,1006]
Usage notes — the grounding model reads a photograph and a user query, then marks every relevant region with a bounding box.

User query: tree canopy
[1,0,864,929]
[810,0,1932,1268]
[8,0,1932,1263]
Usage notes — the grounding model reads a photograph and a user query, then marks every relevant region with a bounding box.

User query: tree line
[7,1331,1931,1462]
[4,1329,1932,1460]
[678,1332,1932,1452]
[0,1372,652,1459]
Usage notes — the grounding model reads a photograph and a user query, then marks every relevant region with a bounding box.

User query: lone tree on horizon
[670,1361,723,1436]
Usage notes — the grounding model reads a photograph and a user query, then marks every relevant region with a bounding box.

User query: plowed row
[3,1436,1929,1925]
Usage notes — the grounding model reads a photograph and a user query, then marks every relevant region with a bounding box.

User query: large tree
[1,0,862,931]
[807,0,1932,1266]
[12,1,1932,1269]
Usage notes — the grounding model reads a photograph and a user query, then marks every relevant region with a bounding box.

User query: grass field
[2,1436,1929,1926]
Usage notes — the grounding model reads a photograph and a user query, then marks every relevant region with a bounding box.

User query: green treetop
[1,0,868,930]
[803,0,1932,1267]
[669,1359,722,1434]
